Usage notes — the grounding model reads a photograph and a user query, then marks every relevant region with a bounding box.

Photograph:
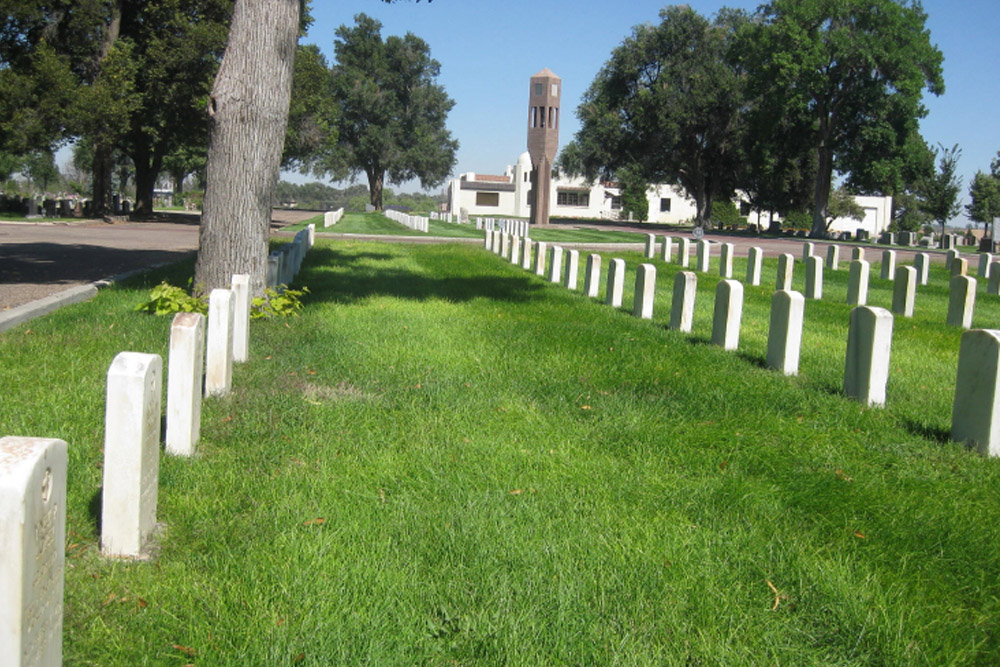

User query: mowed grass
[2,239,1000,663]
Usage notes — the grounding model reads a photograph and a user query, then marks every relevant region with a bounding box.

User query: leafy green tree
[919,144,963,240]
[967,157,1000,239]
[322,13,458,211]
[283,44,339,174]
[742,0,944,237]
[616,165,649,222]
[825,187,864,229]
[21,149,60,193]
[571,6,745,226]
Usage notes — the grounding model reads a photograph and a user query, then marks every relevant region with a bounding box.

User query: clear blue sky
[300,1,999,217]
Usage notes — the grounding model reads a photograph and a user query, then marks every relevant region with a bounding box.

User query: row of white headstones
[322,207,345,228]
[484,228,1000,455]
[384,209,429,233]
[0,230,316,666]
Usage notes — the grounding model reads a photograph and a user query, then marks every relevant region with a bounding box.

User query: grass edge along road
[2,239,1000,664]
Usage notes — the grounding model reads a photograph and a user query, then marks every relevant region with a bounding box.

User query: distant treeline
[274,181,445,213]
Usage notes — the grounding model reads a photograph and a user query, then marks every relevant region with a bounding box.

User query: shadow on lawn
[298,246,546,304]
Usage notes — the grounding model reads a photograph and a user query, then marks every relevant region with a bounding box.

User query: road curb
[0,284,99,333]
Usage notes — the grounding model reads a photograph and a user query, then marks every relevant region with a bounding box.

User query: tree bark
[811,113,834,237]
[91,143,114,216]
[367,168,384,211]
[194,0,300,296]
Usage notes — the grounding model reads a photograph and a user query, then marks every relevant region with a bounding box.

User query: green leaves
[133,281,208,316]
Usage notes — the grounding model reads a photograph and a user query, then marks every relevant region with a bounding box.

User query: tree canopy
[919,143,963,237]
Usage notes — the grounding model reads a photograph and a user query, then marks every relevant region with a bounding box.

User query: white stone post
[500,233,511,260]
[670,271,697,332]
[945,248,959,271]
[746,247,762,286]
[947,275,977,329]
[584,254,602,298]
[0,436,67,667]
[847,259,870,306]
[606,258,625,308]
[166,313,205,457]
[230,274,250,363]
[307,223,315,247]
[767,290,804,375]
[952,257,968,277]
[205,289,235,397]
[914,252,930,286]
[696,239,710,273]
[891,266,917,318]
[880,250,896,281]
[843,306,893,407]
[522,240,534,271]
[633,264,656,319]
[711,279,743,350]
[661,236,673,262]
[719,243,734,279]
[852,247,865,262]
[776,253,794,291]
[534,241,547,277]
[102,352,162,557]
[645,233,656,259]
[952,329,1000,456]
[548,245,564,284]
[980,253,993,279]
[826,245,840,271]
[564,249,580,290]
[677,238,691,268]
[805,255,823,300]
[802,242,814,261]
[484,230,493,251]
[510,235,521,266]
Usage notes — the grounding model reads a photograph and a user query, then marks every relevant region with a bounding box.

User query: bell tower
[527,68,560,227]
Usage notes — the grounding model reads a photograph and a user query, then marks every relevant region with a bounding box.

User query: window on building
[476,192,499,207]
[534,83,543,96]
[530,106,538,128]
[551,83,559,97]
[557,191,589,207]
[540,106,546,128]
[739,201,751,216]
[610,196,622,210]
[660,198,671,212]
[548,107,555,129]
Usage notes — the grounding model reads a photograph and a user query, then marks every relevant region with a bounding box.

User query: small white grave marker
[802,242,814,261]
[633,264,656,319]
[206,289,235,397]
[880,250,896,281]
[843,306,893,407]
[746,247,762,286]
[534,241,548,277]
[166,312,205,457]
[521,240,534,271]
[719,243,734,279]
[711,279,743,350]
[102,352,162,557]
[852,247,865,262]
[584,254,602,298]
[767,290,804,375]
[510,235,522,266]
[914,252,930,286]
[826,245,840,271]
[776,253,794,291]
[891,266,917,318]
[952,257,968,277]
[670,271,697,332]
[548,246,564,284]
[847,259,870,306]
[564,249,580,290]
[606,258,625,308]
[990,262,1000,296]
[980,253,993,279]
[696,239,710,273]
[645,233,656,259]
[0,436,67,667]
[952,329,1000,456]
[805,255,823,300]
[661,236,673,263]
[677,238,691,268]
[230,274,250,363]
[947,275,977,329]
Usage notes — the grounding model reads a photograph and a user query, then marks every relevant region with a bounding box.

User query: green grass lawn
[3,239,1000,664]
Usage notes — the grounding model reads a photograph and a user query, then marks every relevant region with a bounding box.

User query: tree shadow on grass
[902,418,951,444]
[297,246,546,304]
[736,351,768,370]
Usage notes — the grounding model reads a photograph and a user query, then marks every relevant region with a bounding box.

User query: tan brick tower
[527,68,560,227]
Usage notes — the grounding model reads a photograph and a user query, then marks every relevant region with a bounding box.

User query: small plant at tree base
[134,281,207,315]
[251,286,309,319]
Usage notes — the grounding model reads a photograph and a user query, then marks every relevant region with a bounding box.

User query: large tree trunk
[367,168,384,211]
[132,141,164,216]
[810,114,834,237]
[194,0,299,296]
[91,143,114,216]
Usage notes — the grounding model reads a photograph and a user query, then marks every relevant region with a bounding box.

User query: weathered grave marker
[522,240,534,271]
[661,236,673,263]
[826,244,840,271]
[767,290,804,375]
[990,262,1000,296]
[696,239,710,273]
[802,242,814,261]
[805,255,823,300]
[945,248,959,271]
[548,245,564,284]
[847,259,870,306]
[230,274,250,364]
[102,352,162,557]
[564,249,580,290]
[670,271,697,332]
[852,247,865,262]
[952,257,968,277]
[205,289,235,397]
[747,247,763,286]
[844,306,893,407]
[584,254,602,298]
[633,264,656,319]
[880,250,896,281]
[776,253,794,291]
[719,243,734,279]
[510,235,522,266]
[892,266,917,318]
[645,233,656,259]
[952,329,1000,456]
[980,253,993,279]
[166,313,205,457]
[947,275,977,329]
[606,258,625,308]
[534,241,548,277]
[914,252,930,286]
[712,279,743,350]
[677,237,691,268]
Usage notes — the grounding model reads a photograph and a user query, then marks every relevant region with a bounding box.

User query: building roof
[532,67,560,80]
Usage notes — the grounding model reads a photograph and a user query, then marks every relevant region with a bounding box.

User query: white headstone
[719,243,734,279]
[510,235,522,266]
[891,266,917,318]
[521,239,534,271]
[670,271,697,332]
[307,223,315,247]
[205,289,235,397]
[852,247,865,262]
[230,274,250,363]
[952,257,968,277]
[606,258,625,308]
[776,253,794,291]
[645,233,656,259]
[548,245,564,284]
[564,249,580,290]
[914,252,930,286]
[826,245,840,271]
[746,247,763,286]
[696,239,711,273]
[990,262,1000,296]
[880,250,896,281]
[843,306,893,407]
[500,233,511,260]
[166,312,205,457]
[947,275,977,329]
[952,329,1000,456]
[0,436,67,667]
[661,236,673,263]
[980,253,993,279]
[805,255,823,300]
[484,230,493,251]
[802,242,814,262]
[677,238,691,268]
[534,241,548,277]
[711,279,743,350]
[584,254,602,298]
[633,264,656,319]
[102,352,162,557]
[945,248,959,271]
[847,259,870,306]
[767,290,804,375]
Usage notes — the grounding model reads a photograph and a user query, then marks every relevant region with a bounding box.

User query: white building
[448,151,892,236]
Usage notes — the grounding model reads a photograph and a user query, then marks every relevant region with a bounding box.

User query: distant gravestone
[826,245,840,271]
[645,233,656,259]
[947,275,977,329]
[746,247,763,286]
[776,253,794,291]
[719,243,734,279]
[711,280,743,350]
[510,235,521,266]
[914,252,930,286]
[166,312,205,457]
[696,239,710,273]
[548,245,564,284]
[979,253,993,279]
[266,253,280,288]
[677,238,691,268]
[606,258,625,308]
[945,248,959,271]
[805,255,823,300]
[584,254,601,298]
[767,290,804,375]
[990,262,1000,296]
[802,242,814,261]
[521,240,534,271]
[102,352,162,557]
[564,249,580,290]
[847,259,870,306]
[952,257,968,277]
[852,247,865,262]
[230,274,251,364]
[500,233,511,260]
[661,236,674,263]
[534,241,547,277]
[670,271,697,332]
[484,229,493,251]
[205,289,235,397]
[633,264,656,319]
[941,234,954,250]
[844,306,893,407]
[880,250,896,281]
[892,266,917,318]
[952,329,1000,457]
[0,436,67,667]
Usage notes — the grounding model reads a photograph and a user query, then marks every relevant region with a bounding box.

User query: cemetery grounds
[3,212,1000,663]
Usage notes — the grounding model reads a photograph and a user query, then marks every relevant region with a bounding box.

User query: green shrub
[133,281,207,315]
[251,286,309,319]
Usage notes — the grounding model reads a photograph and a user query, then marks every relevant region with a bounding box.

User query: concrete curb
[0,284,99,333]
